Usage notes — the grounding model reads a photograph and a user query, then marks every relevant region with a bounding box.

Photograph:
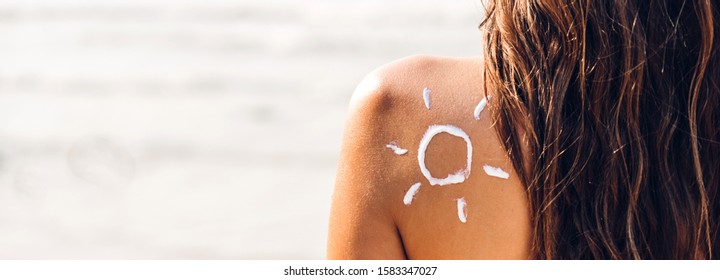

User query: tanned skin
[328,56,531,259]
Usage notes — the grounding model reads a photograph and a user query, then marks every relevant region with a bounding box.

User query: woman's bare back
[328,55,531,259]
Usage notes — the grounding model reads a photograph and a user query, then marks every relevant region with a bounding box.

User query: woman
[327,0,719,259]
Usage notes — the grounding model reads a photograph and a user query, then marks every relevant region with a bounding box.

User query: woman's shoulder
[345,55,487,150]
[328,55,531,259]
[349,55,483,115]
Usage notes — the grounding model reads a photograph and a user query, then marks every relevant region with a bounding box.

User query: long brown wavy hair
[480,0,719,259]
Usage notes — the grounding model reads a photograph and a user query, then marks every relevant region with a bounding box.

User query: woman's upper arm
[326,71,407,260]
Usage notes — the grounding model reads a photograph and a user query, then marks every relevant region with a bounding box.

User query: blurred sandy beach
[0,0,484,259]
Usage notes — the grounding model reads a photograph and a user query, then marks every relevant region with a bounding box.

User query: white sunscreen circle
[417,124,473,186]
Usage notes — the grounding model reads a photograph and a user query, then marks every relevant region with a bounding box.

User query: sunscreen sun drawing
[385,88,509,224]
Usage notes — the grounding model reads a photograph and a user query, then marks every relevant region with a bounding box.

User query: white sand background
[0,0,485,259]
